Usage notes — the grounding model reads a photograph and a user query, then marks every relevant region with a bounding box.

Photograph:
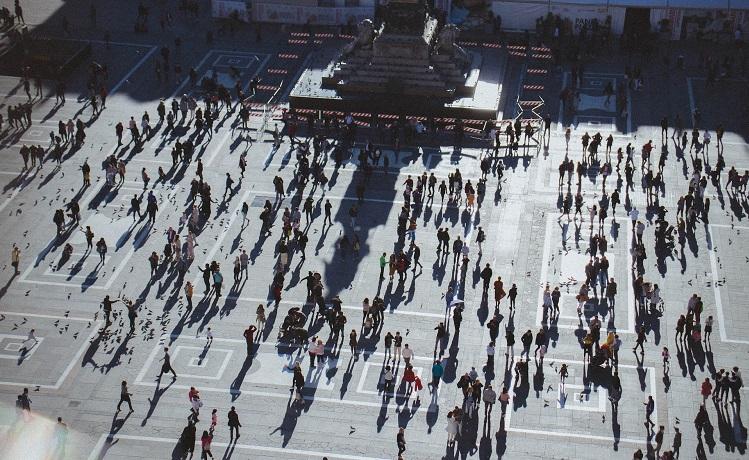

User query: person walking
[505,328,515,357]
[520,329,532,358]
[704,315,714,343]
[323,199,333,226]
[480,264,492,295]
[256,304,266,329]
[396,427,406,456]
[227,406,241,441]
[393,331,403,361]
[116,381,133,413]
[212,270,223,298]
[240,250,249,280]
[633,326,647,354]
[243,325,257,355]
[198,263,211,293]
[126,300,137,333]
[292,364,305,399]
[96,238,107,263]
[644,395,655,431]
[493,276,506,309]
[349,329,358,356]
[184,281,194,310]
[654,425,665,457]
[24,329,38,346]
[446,410,460,446]
[672,427,682,458]
[402,344,414,366]
[101,295,119,325]
[534,329,546,357]
[483,384,496,419]
[129,194,142,220]
[430,360,444,391]
[11,244,20,274]
[200,430,214,459]
[17,388,32,417]
[486,341,496,369]
[158,347,177,380]
[701,377,713,403]
[661,347,670,375]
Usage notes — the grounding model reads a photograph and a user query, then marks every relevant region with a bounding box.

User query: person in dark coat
[227,406,241,441]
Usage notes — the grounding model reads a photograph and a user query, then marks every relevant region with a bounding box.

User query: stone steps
[344,75,447,88]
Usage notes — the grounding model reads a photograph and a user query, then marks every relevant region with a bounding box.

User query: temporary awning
[493,0,749,8]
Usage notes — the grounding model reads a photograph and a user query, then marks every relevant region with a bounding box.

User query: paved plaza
[0,1,747,459]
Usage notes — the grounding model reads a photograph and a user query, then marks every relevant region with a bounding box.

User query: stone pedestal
[289,0,503,120]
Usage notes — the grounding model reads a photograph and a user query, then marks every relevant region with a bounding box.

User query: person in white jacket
[402,344,414,366]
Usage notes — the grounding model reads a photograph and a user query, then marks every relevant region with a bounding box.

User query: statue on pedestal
[342,19,376,58]
[437,24,470,67]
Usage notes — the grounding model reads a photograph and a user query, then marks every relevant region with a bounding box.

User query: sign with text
[253,3,374,25]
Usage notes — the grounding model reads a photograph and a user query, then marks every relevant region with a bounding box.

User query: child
[413,376,423,404]
[206,327,213,345]
[210,409,217,434]
[661,347,670,374]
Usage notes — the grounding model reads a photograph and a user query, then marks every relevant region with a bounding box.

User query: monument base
[290,47,505,120]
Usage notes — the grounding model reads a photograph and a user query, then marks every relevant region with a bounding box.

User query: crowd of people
[3,2,748,459]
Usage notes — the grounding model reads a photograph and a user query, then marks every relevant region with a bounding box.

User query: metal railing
[255,79,284,142]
